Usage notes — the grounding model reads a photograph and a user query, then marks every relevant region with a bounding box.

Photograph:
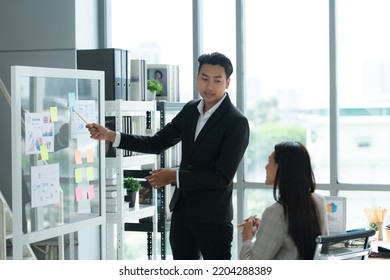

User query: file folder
[129,59,147,101]
[125,50,132,100]
[77,48,127,100]
[121,49,128,100]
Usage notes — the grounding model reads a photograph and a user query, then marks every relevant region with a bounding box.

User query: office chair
[313,229,375,260]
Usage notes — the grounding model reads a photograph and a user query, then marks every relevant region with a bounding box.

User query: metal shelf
[106,154,156,169]
[105,100,158,260]
[107,204,156,223]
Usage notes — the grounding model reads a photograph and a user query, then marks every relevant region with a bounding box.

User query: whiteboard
[11,66,106,259]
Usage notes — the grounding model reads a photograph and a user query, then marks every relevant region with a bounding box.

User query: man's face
[196,64,230,111]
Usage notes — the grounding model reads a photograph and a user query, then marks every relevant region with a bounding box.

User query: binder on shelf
[126,51,132,100]
[129,59,147,101]
[105,116,116,157]
[77,48,127,100]
[121,49,128,100]
[105,115,132,157]
[122,116,132,157]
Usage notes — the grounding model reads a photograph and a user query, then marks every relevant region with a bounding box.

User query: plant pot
[124,191,137,208]
[146,90,155,101]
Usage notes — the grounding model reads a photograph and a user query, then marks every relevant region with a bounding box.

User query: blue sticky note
[68,92,76,108]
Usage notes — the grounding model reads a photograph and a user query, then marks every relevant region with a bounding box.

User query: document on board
[71,100,96,135]
[31,163,61,208]
[25,112,54,155]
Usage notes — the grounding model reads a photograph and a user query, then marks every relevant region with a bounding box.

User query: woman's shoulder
[311,192,327,211]
[311,192,326,203]
[263,202,284,218]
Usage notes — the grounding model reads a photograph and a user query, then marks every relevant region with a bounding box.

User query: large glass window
[200,0,237,104]
[243,0,329,184]
[110,0,192,260]
[339,191,390,230]
[336,0,390,184]
[111,0,193,102]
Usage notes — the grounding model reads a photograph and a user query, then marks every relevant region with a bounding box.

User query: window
[243,0,330,185]
[337,0,390,184]
[200,0,237,104]
[111,0,193,102]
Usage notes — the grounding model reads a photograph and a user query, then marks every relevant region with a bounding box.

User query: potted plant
[146,79,163,100]
[123,177,142,208]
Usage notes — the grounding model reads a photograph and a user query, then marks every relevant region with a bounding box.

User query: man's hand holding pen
[86,123,116,142]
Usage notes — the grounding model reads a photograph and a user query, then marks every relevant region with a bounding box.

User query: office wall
[0,0,100,209]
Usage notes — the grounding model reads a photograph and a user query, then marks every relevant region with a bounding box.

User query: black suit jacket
[118,94,249,223]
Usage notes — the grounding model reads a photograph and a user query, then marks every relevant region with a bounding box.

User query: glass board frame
[11,66,106,259]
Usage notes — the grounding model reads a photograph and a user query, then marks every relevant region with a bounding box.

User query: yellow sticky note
[50,107,58,122]
[75,186,83,201]
[87,167,94,181]
[74,149,82,164]
[86,148,94,163]
[75,168,83,183]
[87,185,95,200]
[40,144,49,161]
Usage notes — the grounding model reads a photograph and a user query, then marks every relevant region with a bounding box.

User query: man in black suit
[87,52,249,260]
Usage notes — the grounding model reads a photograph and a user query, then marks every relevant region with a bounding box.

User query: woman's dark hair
[272,141,321,259]
[154,70,163,79]
[197,52,233,79]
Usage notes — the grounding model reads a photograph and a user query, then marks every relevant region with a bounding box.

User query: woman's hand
[238,215,261,242]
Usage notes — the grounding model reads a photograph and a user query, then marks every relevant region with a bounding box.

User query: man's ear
[225,77,231,89]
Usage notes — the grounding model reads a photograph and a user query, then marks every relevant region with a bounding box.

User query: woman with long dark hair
[239,141,328,259]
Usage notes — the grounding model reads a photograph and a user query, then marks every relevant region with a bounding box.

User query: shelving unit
[105,100,158,260]
[154,100,185,260]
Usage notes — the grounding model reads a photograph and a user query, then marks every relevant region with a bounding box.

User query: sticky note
[74,149,82,164]
[40,144,49,161]
[86,148,94,163]
[75,186,83,201]
[75,168,83,183]
[68,92,76,108]
[50,107,58,122]
[87,167,94,181]
[87,185,95,200]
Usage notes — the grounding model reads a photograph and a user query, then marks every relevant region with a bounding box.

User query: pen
[73,109,88,124]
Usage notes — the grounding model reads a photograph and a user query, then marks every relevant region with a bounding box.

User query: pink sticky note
[86,148,94,163]
[74,149,82,164]
[87,185,95,200]
[75,186,83,201]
